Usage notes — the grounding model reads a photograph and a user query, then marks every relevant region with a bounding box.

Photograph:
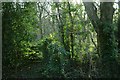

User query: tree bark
[99,2,118,77]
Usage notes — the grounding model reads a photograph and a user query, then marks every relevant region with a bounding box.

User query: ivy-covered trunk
[98,2,118,77]
[98,24,118,77]
[84,2,118,77]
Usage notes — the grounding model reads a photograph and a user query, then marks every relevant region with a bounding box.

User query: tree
[2,2,38,78]
[83,2,118,77]
[55,2,65,46]
[118,2,120,54]
[67,2,74,58]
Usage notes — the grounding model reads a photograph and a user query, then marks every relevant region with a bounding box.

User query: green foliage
[2,2,120,78]
[2,2,39,78]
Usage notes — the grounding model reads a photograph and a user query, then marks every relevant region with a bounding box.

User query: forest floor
[10,61,44,78]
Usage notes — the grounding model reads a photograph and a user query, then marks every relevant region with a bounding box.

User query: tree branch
[83,2,101,33]
[118,1,120,8]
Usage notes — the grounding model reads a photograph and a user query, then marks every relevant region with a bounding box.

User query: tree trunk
[68,2,74,58]
[55,3,65,47]
[99,2,118,77]
[118,2,120,54]
[84,2,118,77]
[37,3,43,39]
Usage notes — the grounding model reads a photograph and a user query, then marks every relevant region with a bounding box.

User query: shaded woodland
[2,1,120,79]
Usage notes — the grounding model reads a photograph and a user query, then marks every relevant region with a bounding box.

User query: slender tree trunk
[117,2,120,76]
[56,3,65,46]
[118,2,120,53]
[37,3,43,39]
[68,2,74,58]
